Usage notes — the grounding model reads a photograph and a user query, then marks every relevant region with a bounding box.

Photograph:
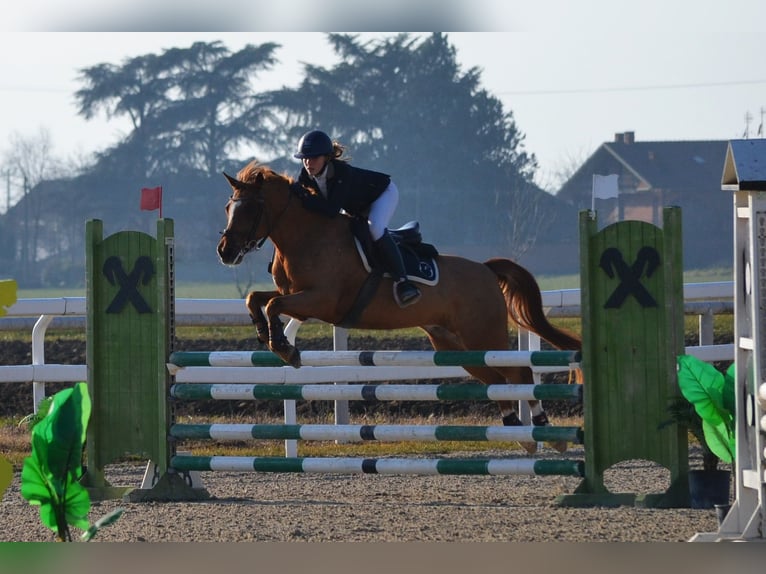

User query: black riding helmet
[294,130,333,159]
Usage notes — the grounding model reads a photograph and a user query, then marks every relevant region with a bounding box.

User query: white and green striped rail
[169,382,583,402]
[168,349,581,369]
[169,422,584,444]
[166,350,585,479]
[170,455,585,476]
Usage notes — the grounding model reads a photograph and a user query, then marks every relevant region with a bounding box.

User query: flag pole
[591,175,596,212]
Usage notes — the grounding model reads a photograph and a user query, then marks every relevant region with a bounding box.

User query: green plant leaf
[723,362,736,416]
[702,419,734,464]
[676,355,735,462]
[20,382,93,539]
[42,383,91,481]
[18,396,54,431]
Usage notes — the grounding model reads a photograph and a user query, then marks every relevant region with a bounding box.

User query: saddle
[349,218,439,285]
[334,217,439,328]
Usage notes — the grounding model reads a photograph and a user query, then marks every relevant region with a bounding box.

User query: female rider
[294,129,421,308]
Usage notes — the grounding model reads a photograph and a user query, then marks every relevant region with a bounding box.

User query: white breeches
[368,181,399,240]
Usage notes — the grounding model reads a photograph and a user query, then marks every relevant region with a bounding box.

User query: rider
[294,129,421,308]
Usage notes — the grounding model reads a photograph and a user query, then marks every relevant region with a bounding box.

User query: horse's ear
[223,172,243,190]
[223,171,264,192]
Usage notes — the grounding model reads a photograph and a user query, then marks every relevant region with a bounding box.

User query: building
[553,132,732,270]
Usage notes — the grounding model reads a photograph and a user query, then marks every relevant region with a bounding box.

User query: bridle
[220,184,294,261]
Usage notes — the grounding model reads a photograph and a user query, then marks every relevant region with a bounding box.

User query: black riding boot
[374,231,421,307]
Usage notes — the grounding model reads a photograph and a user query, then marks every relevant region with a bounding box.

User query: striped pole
[170,382,583,402]
[170,423,584,444]
[168,349,581,369]
[170,455,585,476]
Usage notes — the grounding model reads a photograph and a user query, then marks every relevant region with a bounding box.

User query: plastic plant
[20,382,123,541]
[675,354,735,465]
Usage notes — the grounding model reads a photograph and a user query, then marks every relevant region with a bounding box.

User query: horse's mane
[236,160,295,186]
[236,160,323,197]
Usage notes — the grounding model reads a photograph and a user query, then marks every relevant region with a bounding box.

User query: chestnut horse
[217,161,581,452]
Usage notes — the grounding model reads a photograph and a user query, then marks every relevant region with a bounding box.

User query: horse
[217,161,582,453]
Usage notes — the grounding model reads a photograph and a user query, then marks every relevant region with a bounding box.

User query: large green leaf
[20,382,92,539]
[723,362,736,416]
[676,355,735,463]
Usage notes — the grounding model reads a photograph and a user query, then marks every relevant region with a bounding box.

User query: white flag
[592,174,619,200]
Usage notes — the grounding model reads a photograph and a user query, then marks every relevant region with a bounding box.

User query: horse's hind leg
[422,326,541,453]
[423,326,567,454]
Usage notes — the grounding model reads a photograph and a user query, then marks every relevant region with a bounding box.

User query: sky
[1,0,765,199]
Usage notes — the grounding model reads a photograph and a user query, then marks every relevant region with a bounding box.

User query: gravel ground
[1,444,725,543]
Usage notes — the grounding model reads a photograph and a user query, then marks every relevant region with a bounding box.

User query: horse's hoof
[273,347,301,368]
[502,412,523,426]
[270,338,301,368]
[531,412,551,426]
[530,411,567,453]
[520,441,538,455]
[284,347,301,368]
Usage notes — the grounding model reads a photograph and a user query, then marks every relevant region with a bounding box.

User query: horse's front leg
[263,291,330,368]
[245,290,281,345]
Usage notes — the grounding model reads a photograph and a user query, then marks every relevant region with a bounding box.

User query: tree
[2,129,65,284]
[263,33,541,257]
[75,41,280,178]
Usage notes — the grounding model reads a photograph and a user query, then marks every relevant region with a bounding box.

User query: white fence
[0,282,735,415]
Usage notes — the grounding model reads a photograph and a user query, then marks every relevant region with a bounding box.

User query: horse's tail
[484,257,582,351]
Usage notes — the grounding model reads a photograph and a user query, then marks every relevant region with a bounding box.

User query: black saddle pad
[347,217,439,285]
[353,238,439,285]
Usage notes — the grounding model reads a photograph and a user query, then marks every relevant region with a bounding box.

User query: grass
[0,416,32,467]
[0,313,732,348]
[16,267,733,300]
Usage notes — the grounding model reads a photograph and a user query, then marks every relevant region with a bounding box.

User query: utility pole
[744,111,753,139]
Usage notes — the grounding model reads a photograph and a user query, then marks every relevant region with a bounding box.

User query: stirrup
[393,280,421,308]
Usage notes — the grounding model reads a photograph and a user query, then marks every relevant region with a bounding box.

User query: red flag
[140,186,163,217]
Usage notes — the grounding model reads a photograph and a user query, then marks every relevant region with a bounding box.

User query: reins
[222,182,294,259]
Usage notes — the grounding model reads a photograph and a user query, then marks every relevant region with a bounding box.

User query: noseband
[220,186,294,260]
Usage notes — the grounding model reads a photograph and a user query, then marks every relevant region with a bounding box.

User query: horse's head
[217,164,272,266]
[217,162,301,265]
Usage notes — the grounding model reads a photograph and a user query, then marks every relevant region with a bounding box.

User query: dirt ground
[1,445,727,542]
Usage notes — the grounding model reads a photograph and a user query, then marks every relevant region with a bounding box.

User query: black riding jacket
[296,160,391,218]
